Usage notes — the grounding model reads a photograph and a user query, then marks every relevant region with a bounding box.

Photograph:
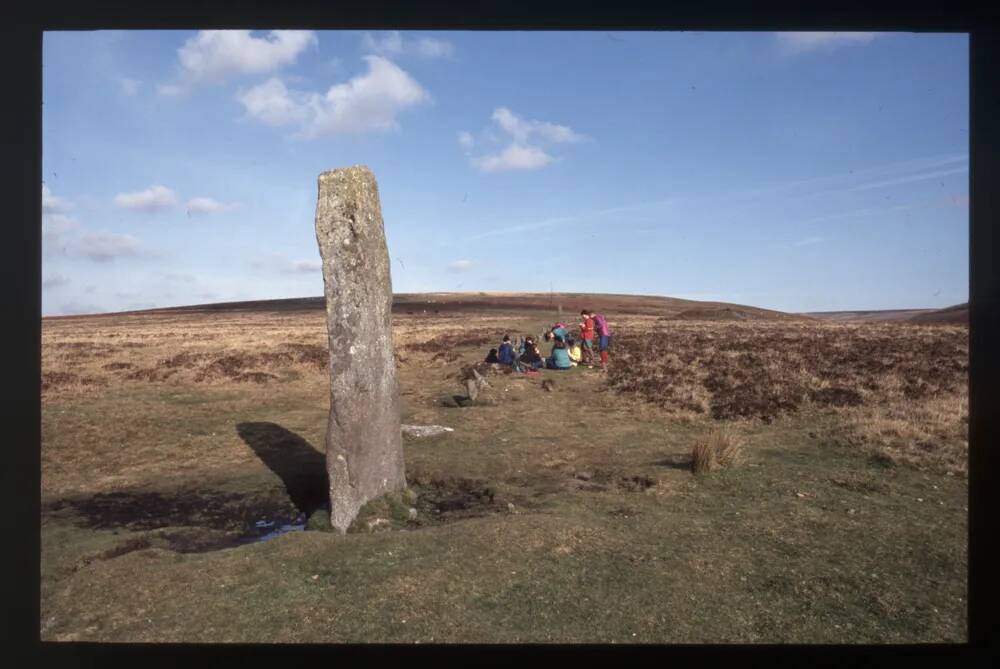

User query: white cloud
[238,56,430,138]
[177,30,318,82]
[447,259,474,272]
[491,107,586,145]
[119,77,142,96]
[467,107,585,173]
[791,236,825,247]
[361,31,454,59]
[186,197,241,215]
[776,32,884,53]
[236,77,311,126]
[74,231,142,262]
[473,144,554,173]
[114,185,178,212]
[42,185,72,213]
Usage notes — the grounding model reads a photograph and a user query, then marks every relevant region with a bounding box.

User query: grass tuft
[691,427,746,474]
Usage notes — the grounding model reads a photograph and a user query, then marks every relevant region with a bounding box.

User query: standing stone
[314,166,405,532]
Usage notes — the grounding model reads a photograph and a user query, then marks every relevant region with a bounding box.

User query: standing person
[579,310,595,365]
[592,312,612,365]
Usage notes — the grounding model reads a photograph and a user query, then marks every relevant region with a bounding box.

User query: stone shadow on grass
[652,454,694,471]
[236,422,329,518]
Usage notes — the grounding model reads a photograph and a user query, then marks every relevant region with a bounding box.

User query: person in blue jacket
[497,335,516,365]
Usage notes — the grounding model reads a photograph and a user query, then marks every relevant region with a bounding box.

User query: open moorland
[40,294,968,643]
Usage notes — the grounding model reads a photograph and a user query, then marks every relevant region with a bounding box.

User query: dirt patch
[829,475,892,495]
[617,474,657,492]
[125,367,165,382]
[160,351,212,369]
[282,343,328,370]
[102,361,134,371]
[811,387,863,407]
[234,372,277,384]
[41,371,106,392]
[405,330,502,355]
[406,477,505,522]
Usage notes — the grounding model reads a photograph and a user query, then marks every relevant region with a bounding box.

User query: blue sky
[41,30,968,316]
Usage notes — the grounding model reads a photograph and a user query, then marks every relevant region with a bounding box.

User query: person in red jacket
[579,309,595,365]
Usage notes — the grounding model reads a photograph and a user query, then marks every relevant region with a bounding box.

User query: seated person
[519,336,544,369]
[497,335,516,365]
[545,339,573,370]
[484,348,499,364]
[568,342,582,365]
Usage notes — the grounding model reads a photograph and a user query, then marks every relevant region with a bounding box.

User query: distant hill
[47,292,799,321]
[908,303,969,324]
[805,302,968,325]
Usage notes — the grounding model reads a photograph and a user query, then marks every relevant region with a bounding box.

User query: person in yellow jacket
[568,341,583,365]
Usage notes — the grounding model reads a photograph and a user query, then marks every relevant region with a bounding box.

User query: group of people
[484,309,612,372]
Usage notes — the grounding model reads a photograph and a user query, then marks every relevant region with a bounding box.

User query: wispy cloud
[465,197,677,242]
[776,32,886,54]
[361,31,455,59]
[57,301,107,316]
[250,255,322,274]
[735,153,969,203]
[42,272,69,289]
[790,236,825,247]
[186,197,241,215]
[43,209,149,263]
[119,77,142,96]
[447,259,474,272]
[237,56,431,138]
[114,185,178,212]
[74,231,143,262]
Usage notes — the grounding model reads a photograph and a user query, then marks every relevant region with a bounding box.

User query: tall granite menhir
[314,166,405,532]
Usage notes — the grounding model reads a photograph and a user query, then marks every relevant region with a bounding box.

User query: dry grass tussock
[691,428,746,474]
